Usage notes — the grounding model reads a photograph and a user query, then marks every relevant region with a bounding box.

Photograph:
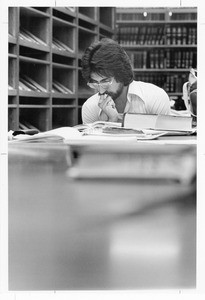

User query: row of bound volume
[128,49,196,69]
[117,12,196,21]
[134,74,188,93]
[118,25,196,46]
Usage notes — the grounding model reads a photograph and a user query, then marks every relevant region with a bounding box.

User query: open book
[123,113,196,135]
[8,127,83,143]
[8,121,168,143]
[8,125,166,144]
[74,121,167,139]
[74,121,122,131]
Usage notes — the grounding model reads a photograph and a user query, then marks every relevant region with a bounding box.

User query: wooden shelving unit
[116,7,197,109]
[8,6,116,131]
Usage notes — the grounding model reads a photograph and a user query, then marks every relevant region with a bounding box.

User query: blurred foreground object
[8,142,196,290]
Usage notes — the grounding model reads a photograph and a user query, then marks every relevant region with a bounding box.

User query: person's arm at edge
[148,88,171,115]
[81,95,101,124]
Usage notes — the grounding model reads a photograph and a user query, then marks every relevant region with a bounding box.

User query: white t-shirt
[82,80,171,124]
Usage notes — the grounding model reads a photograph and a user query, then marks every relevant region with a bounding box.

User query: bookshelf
[8,7,116,131]
[116,7,197,109]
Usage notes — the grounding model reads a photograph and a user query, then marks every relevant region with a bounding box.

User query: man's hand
[98,94,119,122]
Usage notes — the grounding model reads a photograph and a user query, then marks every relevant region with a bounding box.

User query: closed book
[123,113,193,132]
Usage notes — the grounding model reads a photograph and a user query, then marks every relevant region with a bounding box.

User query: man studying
[81,38,171,124]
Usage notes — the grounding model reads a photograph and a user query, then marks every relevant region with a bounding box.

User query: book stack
[52,80,73,94]
[122,113,195,134]
[19,75,47,92]
[52,38,74,53]
[19,120,39,132]
[19,28,47,46]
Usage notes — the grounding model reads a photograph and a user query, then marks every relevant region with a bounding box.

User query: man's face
[89,73,124,100]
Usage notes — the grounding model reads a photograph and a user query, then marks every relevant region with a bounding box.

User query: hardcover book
[123,113,194,133]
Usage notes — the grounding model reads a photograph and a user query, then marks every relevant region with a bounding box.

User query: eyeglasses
[87,78,113,89]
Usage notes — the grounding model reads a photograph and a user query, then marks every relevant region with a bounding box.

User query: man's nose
[97,85,106,94]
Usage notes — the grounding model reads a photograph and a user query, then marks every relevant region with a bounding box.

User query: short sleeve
[81,94,101,124]
[146,87,171,115]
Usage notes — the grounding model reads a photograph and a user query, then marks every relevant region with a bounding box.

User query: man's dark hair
[81,38,134,86]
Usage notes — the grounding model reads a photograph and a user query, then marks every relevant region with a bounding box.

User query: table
[8,139,196,290]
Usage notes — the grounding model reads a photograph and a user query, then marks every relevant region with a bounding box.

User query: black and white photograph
[1,0,205,299]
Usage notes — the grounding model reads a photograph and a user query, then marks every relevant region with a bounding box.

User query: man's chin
[107,87,123,100]
[106,92,117,100]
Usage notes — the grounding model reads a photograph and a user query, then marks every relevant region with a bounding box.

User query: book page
[9,127,83,142]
